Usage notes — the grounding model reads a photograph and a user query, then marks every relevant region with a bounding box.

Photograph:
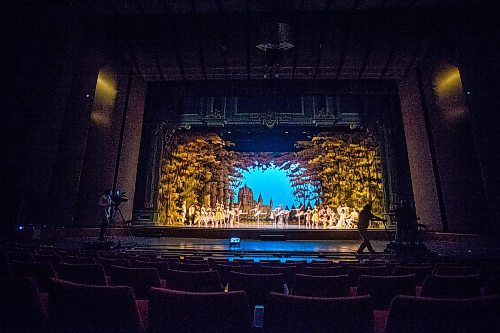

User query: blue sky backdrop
[236,166,299,209]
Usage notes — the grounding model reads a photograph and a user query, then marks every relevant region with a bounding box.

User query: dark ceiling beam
[244,0,251,80]
[133,0,145,15]
[357,0,388,79]
[152,37,166,80]
[109,19,137,75]
[159,0,170,12]
[166,20,186,81]
[335,0,361,78]
[108,0,120,15]
[82,0,96,15]
[399,0,425,79]
[129,42,144,77]
[190,0,207,80]
[217,0,229,80]
[402,37,423,79]
[357,45,372,79]
[174,44,186,81]
[380,42,397,79]
[313,43,323,79]
[313,14,327,79]
[291,0,304,79]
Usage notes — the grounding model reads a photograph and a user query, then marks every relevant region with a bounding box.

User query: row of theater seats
[2,277,500,333]
[3,253,500,301]
[2,246,500,332]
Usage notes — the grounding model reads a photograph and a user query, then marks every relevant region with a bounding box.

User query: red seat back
[356,274,416,309]
[148,288,251,333]
[385,295,500,333]
[48,278,144,333]
[0,277,48,333]
[264,293,374,333]
[421,274,482,298]
[292,274,350,297]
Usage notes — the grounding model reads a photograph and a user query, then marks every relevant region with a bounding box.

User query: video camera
[111,190,128,207]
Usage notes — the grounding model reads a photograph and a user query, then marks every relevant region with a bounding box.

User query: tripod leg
[118,208,126,224]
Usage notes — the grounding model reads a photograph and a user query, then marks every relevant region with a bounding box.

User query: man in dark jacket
[356,204,385,254]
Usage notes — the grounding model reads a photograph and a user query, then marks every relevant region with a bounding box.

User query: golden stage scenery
[156,131,384,228]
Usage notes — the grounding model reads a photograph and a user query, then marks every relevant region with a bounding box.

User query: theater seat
[228,272,285,307]
[485,275,500,295]
[164,269,223,292]
[57,263,107,286]
[107,265,161,299]
[356,274,416,309]
[216,264,253,285]
[97,257,131,275]
[384,295,500,333]
[264,293,374,333]
[169,262,210,272]
[420,274,482,298]
[434,266,479,276]
[292,274,350,297]
[148,288,251,333]
[348,266,392,287]
[392,265,433,285]
[48,278,145,333]
[0,277,48,333]
[10,261,57,292]
[130,260,170,279]
[62,256,96,265]
[302,265,349,276]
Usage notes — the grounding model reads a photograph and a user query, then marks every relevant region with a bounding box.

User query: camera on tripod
[111,190,128,207]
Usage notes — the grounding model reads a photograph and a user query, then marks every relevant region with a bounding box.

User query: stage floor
[44,232,500,261]
[156,221,387,230]
[54,236,387,256]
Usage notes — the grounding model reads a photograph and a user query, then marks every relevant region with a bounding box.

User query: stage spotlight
[229,237,241,247]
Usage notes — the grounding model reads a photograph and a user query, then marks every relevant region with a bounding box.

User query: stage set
[130,81,414,240]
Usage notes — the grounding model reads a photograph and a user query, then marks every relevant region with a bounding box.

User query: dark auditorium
[1,1,500,332]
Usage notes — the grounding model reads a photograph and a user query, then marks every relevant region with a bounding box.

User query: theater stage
[130,223,394,241]
[38,225,500,261]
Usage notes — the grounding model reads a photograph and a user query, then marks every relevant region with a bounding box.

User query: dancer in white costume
[311,207,320,227]
[250,202,266,225]
[181,201,187,224]
[276,206,284,225]
[188,204,195,226]
[305,208,312,227]
[326,206,334,227]
[208,208,215,226]
[282,209,290,225]
[227,205,235,226]
[200,206,207,227]
[319,206,327,227]
[295,205,304,225]
[345,208,359,229]
[335,203,348,228]
[269,209,276,225]
[235,205,246,224]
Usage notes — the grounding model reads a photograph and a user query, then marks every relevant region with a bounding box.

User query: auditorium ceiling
[43,0,468,81]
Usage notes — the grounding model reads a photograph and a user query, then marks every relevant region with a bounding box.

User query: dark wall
[0,6,146,237]
[0,5,86,235]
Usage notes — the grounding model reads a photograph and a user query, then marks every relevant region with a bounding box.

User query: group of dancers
[179,201,368,229]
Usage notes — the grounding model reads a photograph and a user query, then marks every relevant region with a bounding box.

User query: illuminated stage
[154,222,360,229]
[132,82,415,238]
[131,224,394,241]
